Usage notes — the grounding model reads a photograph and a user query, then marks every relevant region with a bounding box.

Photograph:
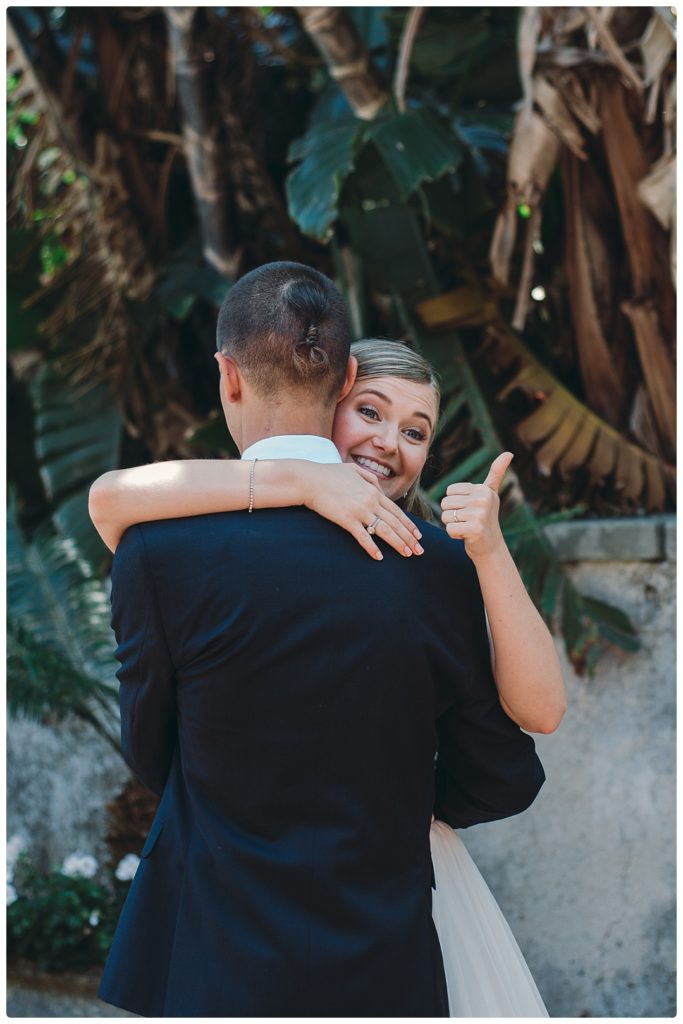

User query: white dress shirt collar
[241,435,342,464]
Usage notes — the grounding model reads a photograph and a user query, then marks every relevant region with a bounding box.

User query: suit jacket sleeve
[110,524,177,797]
[433,556,545,828]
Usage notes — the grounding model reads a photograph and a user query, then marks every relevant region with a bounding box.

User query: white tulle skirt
[430,819,548,1017]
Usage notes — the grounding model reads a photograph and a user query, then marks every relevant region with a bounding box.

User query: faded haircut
[216,262,351,400]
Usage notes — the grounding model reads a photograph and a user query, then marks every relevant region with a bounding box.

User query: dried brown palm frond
[638,149,676,286]
[7,22,156,313]
[488,6,676,480]
[7,18,212,461]
[414,287,674,511]
[7,20,155,372]
[480,323,674,512]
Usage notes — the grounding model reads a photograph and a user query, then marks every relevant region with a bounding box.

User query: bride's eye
[404,427,426,441]
[359,405,379,420]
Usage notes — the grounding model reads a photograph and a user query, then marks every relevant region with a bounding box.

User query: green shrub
[7,848,131,973]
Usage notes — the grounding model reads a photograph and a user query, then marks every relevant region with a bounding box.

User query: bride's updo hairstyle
[217,261,351,400]
[351,339,440,519]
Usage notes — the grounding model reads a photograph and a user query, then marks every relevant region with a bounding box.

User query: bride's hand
[440,452,513,562]
[301,463,424,561]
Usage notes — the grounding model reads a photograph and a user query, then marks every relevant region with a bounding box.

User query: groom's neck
[236,397,336,453]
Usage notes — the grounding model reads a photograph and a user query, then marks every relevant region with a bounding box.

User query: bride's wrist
[297,461,320,509]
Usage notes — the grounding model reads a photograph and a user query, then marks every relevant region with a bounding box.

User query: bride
[90,338,565,1016]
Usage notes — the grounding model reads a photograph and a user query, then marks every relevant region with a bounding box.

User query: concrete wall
[462,516,676,1017]
[7,716,128,875]
[7,516,676,1016]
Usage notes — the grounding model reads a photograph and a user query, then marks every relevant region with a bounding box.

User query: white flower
[7,834,28,879]
[88,910,100,927]
[7,883,17,905]
[115,853,140,881]
[61,852,98,879]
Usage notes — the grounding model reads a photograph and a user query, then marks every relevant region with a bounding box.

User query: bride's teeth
[356,456,391,477]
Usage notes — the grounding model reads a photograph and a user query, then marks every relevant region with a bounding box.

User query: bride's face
[333,376,437,501]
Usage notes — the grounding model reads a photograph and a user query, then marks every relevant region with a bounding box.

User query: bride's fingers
[445,517,474,539]
[445,482,474,497]
[441,506,467,527]
[347,509,422,561]
[368,515,417,558]
[441,494,469,512]
[354,466,422,540]
[378,502,424,555]
[348,521,385,561]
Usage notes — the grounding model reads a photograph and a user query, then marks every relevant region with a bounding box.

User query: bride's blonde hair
[350,339,440,520]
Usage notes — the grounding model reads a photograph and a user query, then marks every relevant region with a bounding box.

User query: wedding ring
[366,515,382,535]
[452,510,460,523]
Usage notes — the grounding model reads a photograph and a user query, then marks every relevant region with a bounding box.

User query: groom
[97,261,544,1016]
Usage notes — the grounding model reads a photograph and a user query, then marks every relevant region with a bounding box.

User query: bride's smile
[333,376,438,501]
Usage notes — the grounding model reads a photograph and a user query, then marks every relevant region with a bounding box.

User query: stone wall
[462,515,676,1017]
[7,516,676,1016]
[7,716,128,875]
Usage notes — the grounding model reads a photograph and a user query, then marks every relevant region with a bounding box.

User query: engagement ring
[366,516,382,535]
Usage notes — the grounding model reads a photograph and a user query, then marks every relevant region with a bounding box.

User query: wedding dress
[430,819,548,1017]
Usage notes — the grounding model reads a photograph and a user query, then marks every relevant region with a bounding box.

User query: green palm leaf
[32,364,123,568]
[7,498,120,748]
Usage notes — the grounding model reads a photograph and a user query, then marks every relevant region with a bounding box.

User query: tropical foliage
[7,6,675,710]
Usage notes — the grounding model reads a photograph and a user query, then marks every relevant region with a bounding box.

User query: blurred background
[6,6,676,1016]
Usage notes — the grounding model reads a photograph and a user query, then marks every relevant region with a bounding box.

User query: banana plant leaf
[154,260,232,321]
[367,108,464,198]
[349,6,390,58]
[343,202,436,308]
[482,322,674,511]
[287,114,365,241]
[407,11,491,79]
[452,117,509,175]
[32,364,123,568]
[7,498,120,748]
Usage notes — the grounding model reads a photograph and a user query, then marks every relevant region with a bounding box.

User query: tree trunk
[165,8,240,278]
[296,7,388,120]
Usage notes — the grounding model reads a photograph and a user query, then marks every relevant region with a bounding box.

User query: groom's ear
[336,355,358,404]
[214,351,242,403]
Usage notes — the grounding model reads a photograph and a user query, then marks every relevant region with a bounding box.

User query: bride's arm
[476,551,566,734]
[441,453,566,735]
[89,459,423,559]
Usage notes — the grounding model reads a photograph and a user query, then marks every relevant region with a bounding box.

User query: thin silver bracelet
[248,458,258,513]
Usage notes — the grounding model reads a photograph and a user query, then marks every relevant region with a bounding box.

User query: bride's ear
[337,355,358,404]
[214,351,242,403]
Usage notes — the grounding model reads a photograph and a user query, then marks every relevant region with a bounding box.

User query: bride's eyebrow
[356,389,434,431]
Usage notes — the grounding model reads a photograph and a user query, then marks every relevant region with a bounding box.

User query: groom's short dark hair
[216,262,351,399]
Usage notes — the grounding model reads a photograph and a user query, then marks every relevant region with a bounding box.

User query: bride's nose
[372,425,399,455]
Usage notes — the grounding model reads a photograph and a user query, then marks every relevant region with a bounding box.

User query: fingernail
[404,546,413,557]
[414,528,422,539]
[415,543,424,555]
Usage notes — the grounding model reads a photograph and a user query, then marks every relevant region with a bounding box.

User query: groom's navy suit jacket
[98,507,544,1017]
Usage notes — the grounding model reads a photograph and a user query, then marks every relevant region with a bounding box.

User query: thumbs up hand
[440,452,513,563]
